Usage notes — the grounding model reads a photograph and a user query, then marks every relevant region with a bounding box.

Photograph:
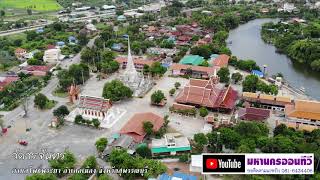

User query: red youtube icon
[206,159,218,169]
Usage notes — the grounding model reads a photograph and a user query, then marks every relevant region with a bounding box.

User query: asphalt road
[0,37,101,180]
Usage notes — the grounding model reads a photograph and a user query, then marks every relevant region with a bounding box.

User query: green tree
[194,133,208,146]
[26,173,57,180]
[190,45,212,59]
[92,118,100,128]
[102,80,133,101]
[49,151,76,177]
[231,72,243,84]
[219,128,241,149]
[242,75,259,92]
[199,60,209,67]
[150,62,167,76]
[169,88,176,96]
[179,153,189,162]
[199,107,209,117]
[136,145,152,158]
[27,58,43,65]
[174,82,181,89]
[0,10,5,17]
[151,90,165,104]
[98,174,113,180]
[27,9,32,15]
[74,115,83,124]
[53,105,69,118]
[143,121,154,136]
[217,67,230,83]
[95,138,108,153]
[34,93,49,109]
[68,174,87,180]
[82,156,97,169]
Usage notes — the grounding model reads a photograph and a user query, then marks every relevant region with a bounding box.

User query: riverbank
[227,18,320,100]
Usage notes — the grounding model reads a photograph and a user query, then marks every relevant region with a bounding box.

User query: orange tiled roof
[120,112,164,142]
[213,54,230,67]
[286,100,320,120]
[243,92,259,99]
[276,96,292,103]
[259,94,275,101]
[115,57,154,66]
[171,63,216,74]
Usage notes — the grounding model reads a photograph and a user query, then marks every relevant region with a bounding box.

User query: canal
[227,18,320,100]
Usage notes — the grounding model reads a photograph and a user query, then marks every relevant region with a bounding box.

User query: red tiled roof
[171,63,216,74]
[47,44,56,49]
[177,35,192,42]
[78,95,112,112]
[120,112,164,142]
[172,103,195,110]
[115,57,154,66]
[175,77,237,110]
[24,65,51,72]
[0,76,19,91]
[238,107,270,121]
[213,54,230,67]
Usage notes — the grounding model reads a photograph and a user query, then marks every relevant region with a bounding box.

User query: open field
[0,0,62,11]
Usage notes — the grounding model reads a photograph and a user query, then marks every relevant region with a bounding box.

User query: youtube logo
[206,159,218,169]
[203,154,245,173]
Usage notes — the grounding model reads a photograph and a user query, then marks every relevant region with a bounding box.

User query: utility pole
[82,70,85,85]
[22,97,28,118]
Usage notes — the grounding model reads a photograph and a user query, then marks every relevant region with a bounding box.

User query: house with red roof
[238,107,270,121]
[115,56,154,72]
[213,54,230,68]
[175,75,238,112]
[120,112,164,142]
[22,65,51,76]
[0,76,19,91]
[171,63,219,79]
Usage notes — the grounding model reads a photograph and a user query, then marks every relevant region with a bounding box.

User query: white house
[278,3,296,12]
[43,48,62,64]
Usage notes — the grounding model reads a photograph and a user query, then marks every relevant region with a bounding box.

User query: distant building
[15,48,27,60]
[43,48,62,64]
[179,55,205,66]
[276,120,319,132]
[242,92,292,111]
[115,56,154,71]
[171,63,219,79]
[75,6,91,11]
[175,75,238,112]
[22,65,51,76]
[0,76,19,91]
[102,134,137,157]
[24,49,40,59]
[251,70,264,78]
[238,107,270,121]
[120,112,164,142]
[85,24,97,35]
[111,43,125,52]
[278,3,296,13]
[213,54,230,68]
[68,36,78,44]
[151,133,191,156]
[56,41,65,47]
[117,15,127,21]
[36,27,44,34]
[285,100,320,122]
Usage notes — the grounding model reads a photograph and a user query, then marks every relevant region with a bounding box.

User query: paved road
[0,22,53,37]
[0,37,101,180]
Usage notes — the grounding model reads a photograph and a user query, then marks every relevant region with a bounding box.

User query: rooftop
[77,95,112,112]
[213,54,230,67]
[179,55,204,66]
[120,112,164,142]
[285,100,320,121]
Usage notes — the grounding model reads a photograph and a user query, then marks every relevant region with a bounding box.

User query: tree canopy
[102,80,133,101]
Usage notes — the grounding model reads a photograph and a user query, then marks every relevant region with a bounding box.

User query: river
[227,18,320,100]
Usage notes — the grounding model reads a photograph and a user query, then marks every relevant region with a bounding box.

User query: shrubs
[74,115,100,128]
[95,138,108,153]
[169,88,176,96]
[169,106,197,116]
[34,93,56,109]
[199,107,209,117]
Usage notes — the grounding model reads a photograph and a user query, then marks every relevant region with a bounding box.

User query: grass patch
[0,0,62,11]
[45,100,57,109]
[52,89,68,98]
